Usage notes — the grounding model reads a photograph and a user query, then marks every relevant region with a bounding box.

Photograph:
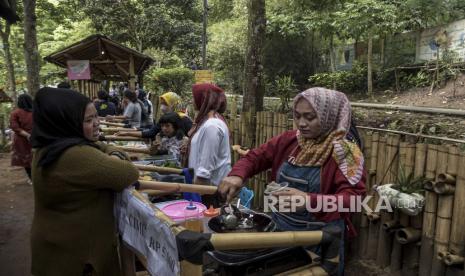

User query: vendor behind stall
[106,89,141,128]
[116,91,193,139]
[219,87,366,275]
[30,87,139,276]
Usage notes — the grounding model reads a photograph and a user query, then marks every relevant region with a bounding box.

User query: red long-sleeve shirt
[229,130,366,238]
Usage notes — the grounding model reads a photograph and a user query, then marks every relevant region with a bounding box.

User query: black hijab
[31,87,98,167]
[17,94,33,112]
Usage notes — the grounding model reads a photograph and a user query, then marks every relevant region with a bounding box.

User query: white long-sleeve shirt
[188,118,231,186]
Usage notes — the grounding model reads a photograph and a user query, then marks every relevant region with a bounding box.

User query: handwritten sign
[115,189,180,276]
[67,60,91,80]
[194,70,214,84]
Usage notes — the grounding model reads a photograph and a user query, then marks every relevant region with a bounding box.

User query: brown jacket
[31,143,139,276]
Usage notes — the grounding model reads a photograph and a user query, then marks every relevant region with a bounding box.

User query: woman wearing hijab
[218,87,366,275]
[186,83,231,187]
[116,91,193,139]
[10,94,33,181]
[30,87,139,276]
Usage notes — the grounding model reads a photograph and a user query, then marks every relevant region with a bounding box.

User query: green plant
[391,166,425,194]
[148,67,194,97]
[274,75,297,112]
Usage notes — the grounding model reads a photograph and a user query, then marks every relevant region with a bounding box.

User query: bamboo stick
[103,135,142,141]
[100,121,126,127]
[101,127,139,133]
[447,153,465,264]
[138,180,217,195]
[389,211,403,273]
[135,164,183,175]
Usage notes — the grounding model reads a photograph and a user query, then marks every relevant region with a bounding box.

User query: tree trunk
[380,36,385,67]
[367,34,373,96]
[0,20,17,103]
[242,0,265,147]
[22,0,41,96]
[243,0,266,113]
[329,35,336,73]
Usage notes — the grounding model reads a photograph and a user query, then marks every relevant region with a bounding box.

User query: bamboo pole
[135,164,183,175]
[101,127,138,133]
[446,153,465,266]
[376,135,398,268]
[100,121,126,127]
[138,180,217,195]
[102,135,142,141]
[396,227,422,244]
[389,211,403,273]
[431,145,454,276]
[367,135,385,260]
[419,144,439,276]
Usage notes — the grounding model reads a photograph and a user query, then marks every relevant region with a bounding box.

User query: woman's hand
[218,176,244,203]
[272,188,309,211]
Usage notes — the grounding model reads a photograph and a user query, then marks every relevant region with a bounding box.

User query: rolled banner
[375,184,425,216]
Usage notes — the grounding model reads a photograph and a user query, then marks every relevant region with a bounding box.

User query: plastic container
[202,205,220,233]
[183,200,202,232]
[158,200,207,232]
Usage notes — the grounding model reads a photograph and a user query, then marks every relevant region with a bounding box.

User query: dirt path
[0,153,34,276]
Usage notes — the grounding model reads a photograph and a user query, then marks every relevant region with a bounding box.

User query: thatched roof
[44,34,154,81]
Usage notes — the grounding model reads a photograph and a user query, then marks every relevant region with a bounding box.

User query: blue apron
[272,161,345,276]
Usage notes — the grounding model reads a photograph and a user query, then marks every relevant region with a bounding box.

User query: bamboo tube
[100,121,126,127]
[446,146,459,177]
[433,182,455,195]
[140,189,174,196]
[359,212,370,258]
[233,119,240,163]
[138,180,217,195]
[103,135,142,141]
[419,145,439,276]
[272,113,279,137]
[135,164,183,174]
[396,227,422,244]
[436,174,456,184]
[210,231,323,250]
[447,154,465,262]
[444,254,464,266]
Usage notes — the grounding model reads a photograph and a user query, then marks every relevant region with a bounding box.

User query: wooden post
[129,54,136,91]
[359,131,372,259]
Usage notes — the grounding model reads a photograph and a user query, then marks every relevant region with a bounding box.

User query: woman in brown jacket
[30,87,139,276]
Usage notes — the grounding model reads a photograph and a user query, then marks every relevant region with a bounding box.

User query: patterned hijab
[292,87,364,185]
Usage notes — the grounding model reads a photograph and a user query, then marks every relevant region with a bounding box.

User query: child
[153,112,188,164]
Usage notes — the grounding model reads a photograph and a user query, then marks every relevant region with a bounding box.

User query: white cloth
[188,118,231,186]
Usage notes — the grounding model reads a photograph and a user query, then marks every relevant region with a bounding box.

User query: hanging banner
[115,189,180,276]
[67,60,91,80]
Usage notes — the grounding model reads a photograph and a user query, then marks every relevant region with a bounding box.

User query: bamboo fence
[225,109,465,276]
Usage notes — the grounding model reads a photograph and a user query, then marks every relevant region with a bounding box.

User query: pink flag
[67,60,91,80]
